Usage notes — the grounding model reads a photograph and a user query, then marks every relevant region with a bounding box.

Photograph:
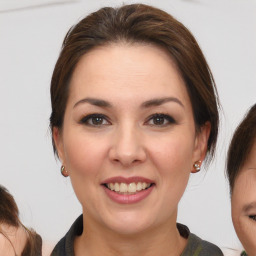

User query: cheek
[61,134,110,210]
[147,133,194,202]
[233,216,256,255]
[148,131,195,174]
[63,133,110,208]
[63,133,108,177]
[232,180,256,253]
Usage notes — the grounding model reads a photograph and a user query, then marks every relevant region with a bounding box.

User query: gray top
[51,215,223,256]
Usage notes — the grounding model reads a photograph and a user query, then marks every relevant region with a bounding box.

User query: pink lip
[101,176,155,204]
[101,176,154,184]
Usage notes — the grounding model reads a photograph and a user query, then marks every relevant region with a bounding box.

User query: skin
[54,43,210,256]
[0,223,51,256]
[0,224,27,256]
[232,141,256,256]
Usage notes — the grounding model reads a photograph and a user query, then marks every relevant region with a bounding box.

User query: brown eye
[152,116,165,125]
[146,114,176,126]
[91,116,104,125]
[249,215,256,221]
[80,114,110,126]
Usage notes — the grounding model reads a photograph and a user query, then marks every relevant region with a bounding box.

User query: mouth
[104,182,153,194]
[101,176,155,204]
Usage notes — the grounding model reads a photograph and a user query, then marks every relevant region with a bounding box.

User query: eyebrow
[73,98,112,108]
[243,202,256,213]
[73,96,184,109]
[141,97,184,108]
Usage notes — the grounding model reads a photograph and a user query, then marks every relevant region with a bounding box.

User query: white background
[0,0,76,12]
[0,0,255,252]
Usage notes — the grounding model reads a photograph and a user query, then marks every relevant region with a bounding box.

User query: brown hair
[0,185,42,256]
[227,104,256,193]
[0,185,19,227]
[50,4,219,162]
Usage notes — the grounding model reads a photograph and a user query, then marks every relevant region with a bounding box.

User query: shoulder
[183,233,223,256]
[178,224,223,256]
[50,236,66,256]
[189,233,224,256]
[51,215,83,256]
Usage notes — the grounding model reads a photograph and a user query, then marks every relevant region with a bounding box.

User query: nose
[109,124,147,167]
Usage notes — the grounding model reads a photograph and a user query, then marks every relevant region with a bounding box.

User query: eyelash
[79,113,176,127]
[249,215,256,221]
[79,114,110,126]
[145,113,176,126]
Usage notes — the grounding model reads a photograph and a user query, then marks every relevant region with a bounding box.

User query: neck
[74,212,187,256]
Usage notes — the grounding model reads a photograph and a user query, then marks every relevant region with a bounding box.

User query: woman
[227,104,256,256]
[50,4,222,256]
[0,185,42,256]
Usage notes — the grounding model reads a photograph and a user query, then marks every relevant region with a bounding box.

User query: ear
[192,121,211,163]
[53,127,65,163]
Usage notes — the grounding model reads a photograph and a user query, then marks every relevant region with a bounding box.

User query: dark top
[51,215,223,256]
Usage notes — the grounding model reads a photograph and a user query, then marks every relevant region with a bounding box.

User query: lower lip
[102,185,154,204]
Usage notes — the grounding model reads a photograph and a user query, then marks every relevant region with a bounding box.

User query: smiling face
[54,43,209,235]
[232,141,256,255]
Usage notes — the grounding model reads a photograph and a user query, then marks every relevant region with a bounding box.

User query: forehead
[240,141,256,172]
[68,43,190,107]
[233,142,256,191]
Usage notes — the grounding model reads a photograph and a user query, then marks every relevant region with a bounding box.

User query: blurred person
[227,104,256,256]
[0,185,42,256]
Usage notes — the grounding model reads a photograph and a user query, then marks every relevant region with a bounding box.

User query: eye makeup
[79,113,111,126]
[145,113,176,126]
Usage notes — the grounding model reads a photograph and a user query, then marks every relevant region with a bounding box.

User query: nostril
[108,135,147,166]
[111,156,145,167]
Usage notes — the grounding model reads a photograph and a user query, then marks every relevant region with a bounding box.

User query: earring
[61,165,69,177]
[191,160,202,173]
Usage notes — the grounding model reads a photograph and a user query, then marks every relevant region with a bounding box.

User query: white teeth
[120,183,128,193]
[106,182,152,193]
[109,183,115,191]
[114,183,120,192]
[128,183,136,193]
[136,182,142,191]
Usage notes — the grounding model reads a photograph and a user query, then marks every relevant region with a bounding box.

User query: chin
[103,211,156,236]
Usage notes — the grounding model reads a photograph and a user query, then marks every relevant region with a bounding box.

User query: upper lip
[101,176,155,184]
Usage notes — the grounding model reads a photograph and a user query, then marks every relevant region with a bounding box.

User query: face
[54,43,209,235]
[0,224,27,256]
[232,141,256,255]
